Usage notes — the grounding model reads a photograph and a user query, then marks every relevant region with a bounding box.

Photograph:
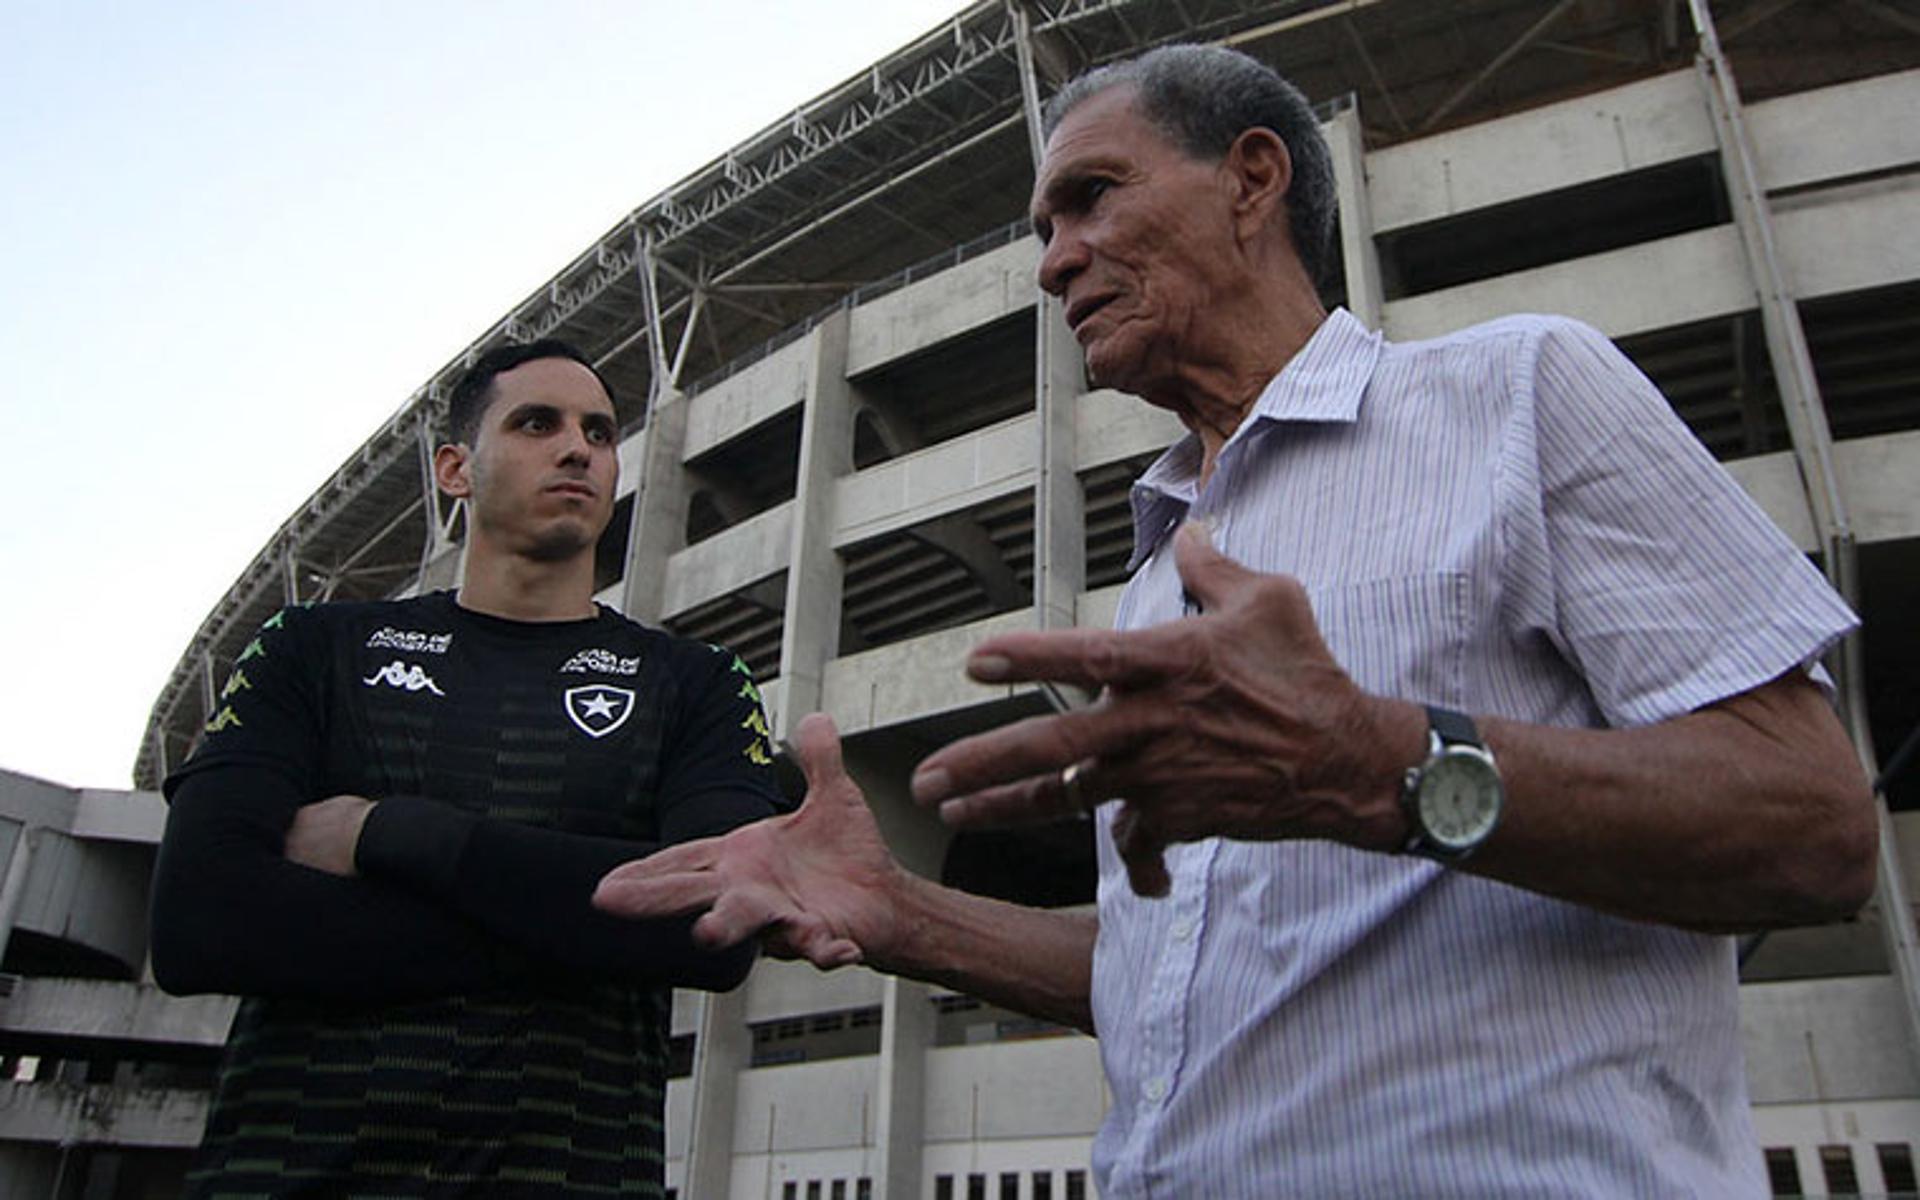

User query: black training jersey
[161,591,785,1198]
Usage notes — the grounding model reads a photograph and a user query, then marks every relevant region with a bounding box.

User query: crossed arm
[150,764,760,1002]
[594,523,1878,1025]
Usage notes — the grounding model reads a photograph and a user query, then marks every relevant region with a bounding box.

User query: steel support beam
[670,288,708,388]
[1689,0,1920,1071]
[1010,0,1048,163]
[1224,0,1390,49]
[281,542,300,606]
[1850,0,1920,38]
[707,114,1024,293]
[1420,0,1578,132]
[1718,0,1807,42]
[637,231,672,388]
[1341,16,1411,136]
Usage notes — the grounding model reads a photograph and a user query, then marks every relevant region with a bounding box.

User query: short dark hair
[1042,45,1337,285]
[444,338,615,446]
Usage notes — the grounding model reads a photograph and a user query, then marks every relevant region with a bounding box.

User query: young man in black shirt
[150,339,787,1197]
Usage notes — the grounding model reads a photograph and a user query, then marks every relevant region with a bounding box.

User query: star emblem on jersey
[565,685,634,739]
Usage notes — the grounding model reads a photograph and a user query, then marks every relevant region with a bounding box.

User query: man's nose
[556,422,593,465]
[1037,227,1086,297]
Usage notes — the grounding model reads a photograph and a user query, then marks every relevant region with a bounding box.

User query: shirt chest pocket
[1303,571,1472,709]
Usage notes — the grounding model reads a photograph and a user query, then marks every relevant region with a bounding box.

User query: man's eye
[587,426,613,445]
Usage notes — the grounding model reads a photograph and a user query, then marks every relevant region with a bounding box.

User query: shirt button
[1143,1077,1168,1103]
[1171,918,1196,942]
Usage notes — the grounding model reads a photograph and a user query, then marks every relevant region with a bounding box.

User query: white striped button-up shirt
[1090,308,1854,1198]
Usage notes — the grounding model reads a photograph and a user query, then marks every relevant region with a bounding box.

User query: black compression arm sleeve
[355,794,758,992]
[149,765,538,1001]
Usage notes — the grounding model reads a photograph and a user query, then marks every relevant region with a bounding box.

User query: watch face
[1418,751,1502,851]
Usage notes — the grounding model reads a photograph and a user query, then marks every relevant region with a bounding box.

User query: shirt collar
[1125,308,1381,571]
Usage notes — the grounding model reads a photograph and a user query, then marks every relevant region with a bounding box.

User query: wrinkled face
[443,357,619,563]
[1030,86,1242,395]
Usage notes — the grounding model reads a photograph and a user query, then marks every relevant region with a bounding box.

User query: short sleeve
[163,605,327,800]
[1525,318,1856,727]
[653,644,793,843]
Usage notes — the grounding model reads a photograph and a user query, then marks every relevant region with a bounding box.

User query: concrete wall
[846,239,1039,378]
[0,1082,206,1148]
[662,500,794,620]
[1368,70,1715,233]
[1744,976,1920,1103]
[832,414,1035,549]
[684,339,813,462]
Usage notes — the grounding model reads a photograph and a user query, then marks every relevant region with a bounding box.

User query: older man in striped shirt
[599,44,1876,1198]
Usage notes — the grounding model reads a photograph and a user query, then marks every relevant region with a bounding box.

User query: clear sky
[0,0,971,790]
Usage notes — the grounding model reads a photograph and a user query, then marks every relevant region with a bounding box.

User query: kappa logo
[560,648,641,676]
[363,660,446,696]
[566,685,634,739]
[366,627,453,655]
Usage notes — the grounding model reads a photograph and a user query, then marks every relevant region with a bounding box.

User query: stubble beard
[521,519,598,564]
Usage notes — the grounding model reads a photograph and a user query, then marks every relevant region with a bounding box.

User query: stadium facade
[3,1,1919,1195]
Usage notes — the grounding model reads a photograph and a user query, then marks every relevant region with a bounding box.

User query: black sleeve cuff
[355,795,476,894]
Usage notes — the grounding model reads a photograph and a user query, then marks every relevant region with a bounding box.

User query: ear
[433,442,473,500]
[1223,125,1292,245]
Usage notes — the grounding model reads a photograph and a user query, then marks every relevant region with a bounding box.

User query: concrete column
[836,737,950,1200]
[1033,299,1085,633]
[842,740,951,883]
[417,544,464,595]
[872,975,934,1200]
[1011,0,1085,637]
[679,988,751,1200]
[620,388,694,624]
[776,309,855,736]
[1326,103,1385,330]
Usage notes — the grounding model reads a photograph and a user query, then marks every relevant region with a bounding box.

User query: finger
[1169,519,1258,614]
[694,886,789,950]
[596,838,718,888]
[791,712,853,802]
[1113,804,1171,898]
[912,705,1158,806]
[776,916,864,969]
[933,767,1092,830]
[592,869,725,919]
[965,626,1194,692]
[1172,523,1332,655]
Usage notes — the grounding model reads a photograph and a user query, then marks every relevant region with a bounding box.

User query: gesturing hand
[910,522,1424,896]
[594,713,909,970]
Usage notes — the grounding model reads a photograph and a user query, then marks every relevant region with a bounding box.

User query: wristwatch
[1401,705,1504,862]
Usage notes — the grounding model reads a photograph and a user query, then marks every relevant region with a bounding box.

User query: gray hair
[1042,44,1337,285]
